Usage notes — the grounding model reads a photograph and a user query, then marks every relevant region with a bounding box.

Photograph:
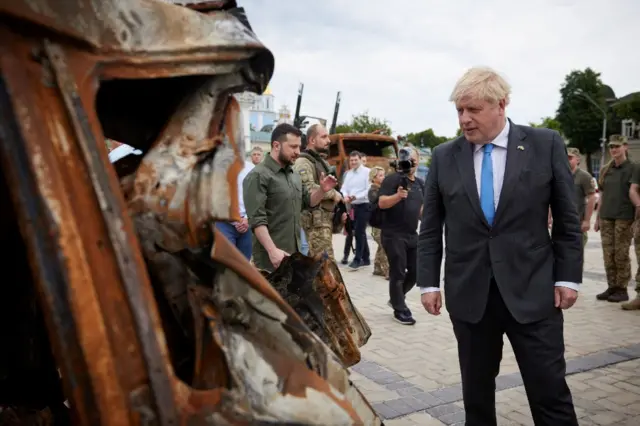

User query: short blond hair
[449,66,511,106]
[369,166,385,183]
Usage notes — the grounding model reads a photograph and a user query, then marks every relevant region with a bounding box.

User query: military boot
[621,295,640,310]
[607,289,629,303]
[596,288,615,300]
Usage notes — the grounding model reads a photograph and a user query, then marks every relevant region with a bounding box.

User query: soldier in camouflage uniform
[293,124,342,260]
[368,166,389,278]
[624,153,640,310]
[595,135,635,303]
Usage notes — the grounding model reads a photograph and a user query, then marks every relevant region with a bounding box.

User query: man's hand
[397,186,409,200]
[594,218,600,232]
[319,173,338,193]
[554,287,578,310]
[234,217,249,233]
[341,212,347,223]
[581,219,590,233]
[268,248,289,270]
[346,195,356,203]
[421,292,442,316]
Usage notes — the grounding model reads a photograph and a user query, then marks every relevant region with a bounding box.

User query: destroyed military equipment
[260,253,372,367]
[328,133,399,180]
[0,0,381,425]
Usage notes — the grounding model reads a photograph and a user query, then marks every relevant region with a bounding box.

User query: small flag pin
[517,145,524,150]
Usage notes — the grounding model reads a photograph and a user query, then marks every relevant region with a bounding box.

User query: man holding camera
[378,147,424,325]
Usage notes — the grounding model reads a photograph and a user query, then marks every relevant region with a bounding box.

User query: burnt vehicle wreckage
[0,0,380,425]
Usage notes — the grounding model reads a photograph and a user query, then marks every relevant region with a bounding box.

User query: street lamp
[574,89,607,167]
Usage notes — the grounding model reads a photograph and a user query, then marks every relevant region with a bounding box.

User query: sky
[241,0,639,138]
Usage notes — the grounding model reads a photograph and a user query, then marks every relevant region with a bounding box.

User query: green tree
[529,116,563,135]
[614,94,640,122]
[405,128,448,149]
[455,128,463,137]
[556,68,607,164]
[335,111,392,135]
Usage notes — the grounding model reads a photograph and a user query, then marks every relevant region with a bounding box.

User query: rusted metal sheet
[0,0,381,425]
[328,133,399,177]
[0,0,264,54]
[262,253,372,367]
[122,76,380,424]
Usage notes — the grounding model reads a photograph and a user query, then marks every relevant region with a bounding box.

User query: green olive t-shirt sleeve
[580,172,595,195]
[631,163,640,185]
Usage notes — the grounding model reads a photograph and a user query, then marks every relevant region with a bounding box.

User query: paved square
[333,228,640,425]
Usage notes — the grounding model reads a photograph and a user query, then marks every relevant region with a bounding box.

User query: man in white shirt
[341,151,371,270]
[216,159,255,260]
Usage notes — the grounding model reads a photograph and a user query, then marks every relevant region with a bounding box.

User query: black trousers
[343,231,353,259]
[381,231,417,313]
[451,281,577,426]
[352,203,370,263]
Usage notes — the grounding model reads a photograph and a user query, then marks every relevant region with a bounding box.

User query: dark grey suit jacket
[417,122,582,324]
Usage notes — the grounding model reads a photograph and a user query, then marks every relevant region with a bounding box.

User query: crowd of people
[225,119,426,325]
[235,66,637,425]
[106,64,639,425]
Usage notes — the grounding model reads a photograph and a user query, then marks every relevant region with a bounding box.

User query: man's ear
[498,98,507,113]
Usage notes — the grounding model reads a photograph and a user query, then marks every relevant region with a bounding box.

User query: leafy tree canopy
[614,93,640,123]
[335,112,392,135]
[556,68,608,154]
[529,116,563,135]
[405,128,449,149]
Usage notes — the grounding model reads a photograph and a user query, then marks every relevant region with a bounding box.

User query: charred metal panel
[263,253,372,367]
[124,79,381,424]
[0,0,381,424]
[0,0,266,54]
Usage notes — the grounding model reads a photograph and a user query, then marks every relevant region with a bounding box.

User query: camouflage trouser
[633,234,640,293]
[302,210,335,261]
[601,219,633,290]
[371,227,389,277]
[304,224,335,261]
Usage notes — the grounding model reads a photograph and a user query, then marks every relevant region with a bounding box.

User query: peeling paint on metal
[0,0,380,424]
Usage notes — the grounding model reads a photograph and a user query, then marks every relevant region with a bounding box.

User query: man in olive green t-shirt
[243,123,338,272]
[567,148,596,249]
[548,148,596,250]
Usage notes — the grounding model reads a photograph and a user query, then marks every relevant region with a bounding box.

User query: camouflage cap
[567,147,581,157]
[608,134,628,146]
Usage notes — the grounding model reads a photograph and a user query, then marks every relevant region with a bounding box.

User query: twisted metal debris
[0,0,381,424]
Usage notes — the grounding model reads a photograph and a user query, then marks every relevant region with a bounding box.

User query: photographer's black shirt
[378,172,425,234]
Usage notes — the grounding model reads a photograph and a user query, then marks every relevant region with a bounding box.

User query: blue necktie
[480,143,495,225]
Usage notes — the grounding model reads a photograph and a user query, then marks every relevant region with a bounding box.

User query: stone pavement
[333,229,640,425]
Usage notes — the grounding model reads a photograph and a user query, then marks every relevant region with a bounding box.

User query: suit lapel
[454,139,489,227]
[494,122,529,225]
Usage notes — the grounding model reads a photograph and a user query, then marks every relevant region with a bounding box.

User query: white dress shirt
[238,160,255,218]
[341,165,371,204]
[421,120,579,294]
